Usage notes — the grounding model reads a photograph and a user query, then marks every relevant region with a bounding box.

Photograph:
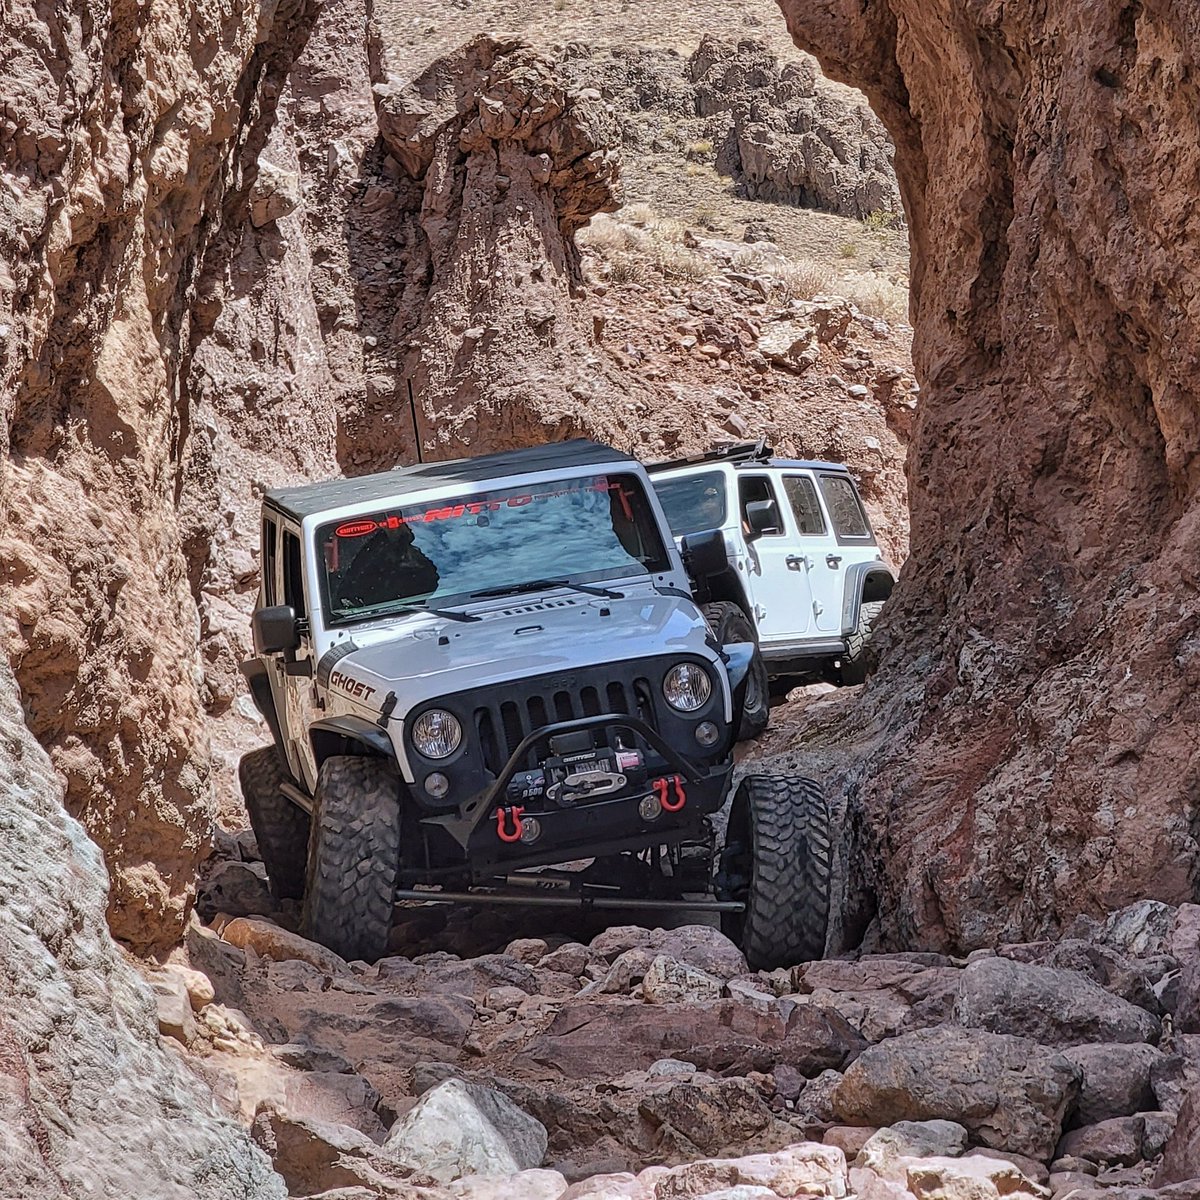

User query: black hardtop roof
[264,439,638,522]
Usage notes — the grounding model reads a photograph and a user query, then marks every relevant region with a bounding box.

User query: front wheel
[703,601,769,741]
[718,774,831,969]
[302,755,402,962]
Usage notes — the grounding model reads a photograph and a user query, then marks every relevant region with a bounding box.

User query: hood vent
[490,597,585,619]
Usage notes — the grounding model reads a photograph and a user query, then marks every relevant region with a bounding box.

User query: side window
[819,475,872,541]
[782,476,828,537]
[262,519,279,605]
[737,475,784,536]
[282,529,308,620]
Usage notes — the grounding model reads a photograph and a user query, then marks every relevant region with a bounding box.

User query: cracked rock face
[774,0,1200,949]
[0,659,280,1198]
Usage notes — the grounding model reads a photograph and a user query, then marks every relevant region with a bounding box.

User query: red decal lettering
[336,520,378,538]
[507,494,533,508]
[424,505,466,522]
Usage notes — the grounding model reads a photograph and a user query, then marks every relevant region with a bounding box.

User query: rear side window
[282,530,307,619]
[782,476,827,536]
[819,475,872,541]
[652,470,727,537]
[262,519,279,605]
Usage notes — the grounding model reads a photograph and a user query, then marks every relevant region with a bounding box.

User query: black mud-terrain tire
[703,601,769,741]
[719,774,831,969]
[302,755,402,962]
[239,745,310,901]
[840,599,886,686]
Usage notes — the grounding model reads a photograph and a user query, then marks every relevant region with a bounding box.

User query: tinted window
[651,471,727,537]
[283,530,307,619]
[819,475,871,540]
[317,473,670,625]
[782,476,827,536]
[738,475,783,536]
[262,519,278,605]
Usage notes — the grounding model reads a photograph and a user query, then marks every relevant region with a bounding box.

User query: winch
[506,744,646,807]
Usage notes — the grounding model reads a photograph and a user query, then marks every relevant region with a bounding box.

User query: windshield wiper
[344,601,481,624]
[471,578,625,601]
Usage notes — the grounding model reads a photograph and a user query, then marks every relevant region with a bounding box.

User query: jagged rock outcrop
[371,34,639,456]
[0,660,281,1198]
[771,0,1200,949]
[0,0,321,950]
[687,35,901,219]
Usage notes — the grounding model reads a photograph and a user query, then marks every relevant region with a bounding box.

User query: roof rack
[645,439,774,474]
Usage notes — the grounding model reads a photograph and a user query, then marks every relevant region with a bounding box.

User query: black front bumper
[415,711,732,872]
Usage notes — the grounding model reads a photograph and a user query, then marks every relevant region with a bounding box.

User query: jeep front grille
[474,675,658,774]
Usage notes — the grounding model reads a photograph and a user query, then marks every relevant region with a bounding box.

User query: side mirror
[744,500,780,540]
[681,529,728,579]
[253,605,299,655]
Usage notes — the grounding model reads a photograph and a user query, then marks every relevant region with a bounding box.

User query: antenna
[407,377,424,464]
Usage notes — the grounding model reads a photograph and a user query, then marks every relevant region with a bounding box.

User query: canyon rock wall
[0,659,281,1198]
[774,0,1200,948]
[0,0,320,950]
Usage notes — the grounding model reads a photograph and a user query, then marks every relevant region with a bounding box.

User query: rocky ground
[155,841,1200,1197]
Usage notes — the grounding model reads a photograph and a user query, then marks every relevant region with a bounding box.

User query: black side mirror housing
[744,499,780,540]
[681,529,728,579]
[253,605,300,655]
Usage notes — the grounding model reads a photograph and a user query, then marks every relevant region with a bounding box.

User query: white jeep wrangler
[648,442,896,737]
[238,440,831,967]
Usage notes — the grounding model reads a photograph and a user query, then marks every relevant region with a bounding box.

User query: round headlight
[663,662,712,712]
[412,709,462,759]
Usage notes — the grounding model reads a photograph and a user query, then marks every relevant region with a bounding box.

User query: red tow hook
[496,805,525,843]
[653,775,687,813]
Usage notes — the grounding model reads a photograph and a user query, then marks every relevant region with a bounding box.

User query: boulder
[150,973,197,1046]
[1158,1085,1200,1186]
[1063,1043,1162,1123]
[953,958,1159,1045]
[1153,1037,1200,1113]
[383,1080,548,1184]
[859,1121,969,1180]
[642,956,725,1004]
[449,1169,567,1199]
[222,917,350,976]
[637,1078,790,1157]
[250,1108,400,1197]
[517,998,864,1081]
[906,1155,1046,1200]
[1056,1117,1145,1168]
[833,1027,1082,1161]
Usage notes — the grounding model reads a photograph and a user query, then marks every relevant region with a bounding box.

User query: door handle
[826,554,842,568]
[786,555,808,571]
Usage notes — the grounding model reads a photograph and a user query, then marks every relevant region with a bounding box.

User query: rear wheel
[703,601,769,741]
[302,755,402,962]
[840,599,886,685]
[239,745,310,901]
[718,774,831,969]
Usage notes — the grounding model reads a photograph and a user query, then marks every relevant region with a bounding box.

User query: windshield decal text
[335,481,623,538]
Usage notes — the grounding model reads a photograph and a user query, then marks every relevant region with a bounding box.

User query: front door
[737,474,813,647]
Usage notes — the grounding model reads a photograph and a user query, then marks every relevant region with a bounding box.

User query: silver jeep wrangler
[238,440,832,967]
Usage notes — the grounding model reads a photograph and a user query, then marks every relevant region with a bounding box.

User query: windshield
[651,470,728,537]
[317,473,671,625]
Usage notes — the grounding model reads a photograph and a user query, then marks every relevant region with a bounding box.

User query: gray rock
[858,1120,969,1176]
[383,1079,547,1183]
[151,973,197,1047]
[0,661,282,1200]
[1056,1116,1146,1167]
[642,955,724,1004]
[834,1027,1082,1161]
[954,956,1160,1045]
[1063,1043,1162,1123]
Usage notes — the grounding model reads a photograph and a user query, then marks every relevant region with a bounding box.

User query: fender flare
[840,560,896,635]
[722,641,756,725]
[310,716,396,768]
[240,658,286,761]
